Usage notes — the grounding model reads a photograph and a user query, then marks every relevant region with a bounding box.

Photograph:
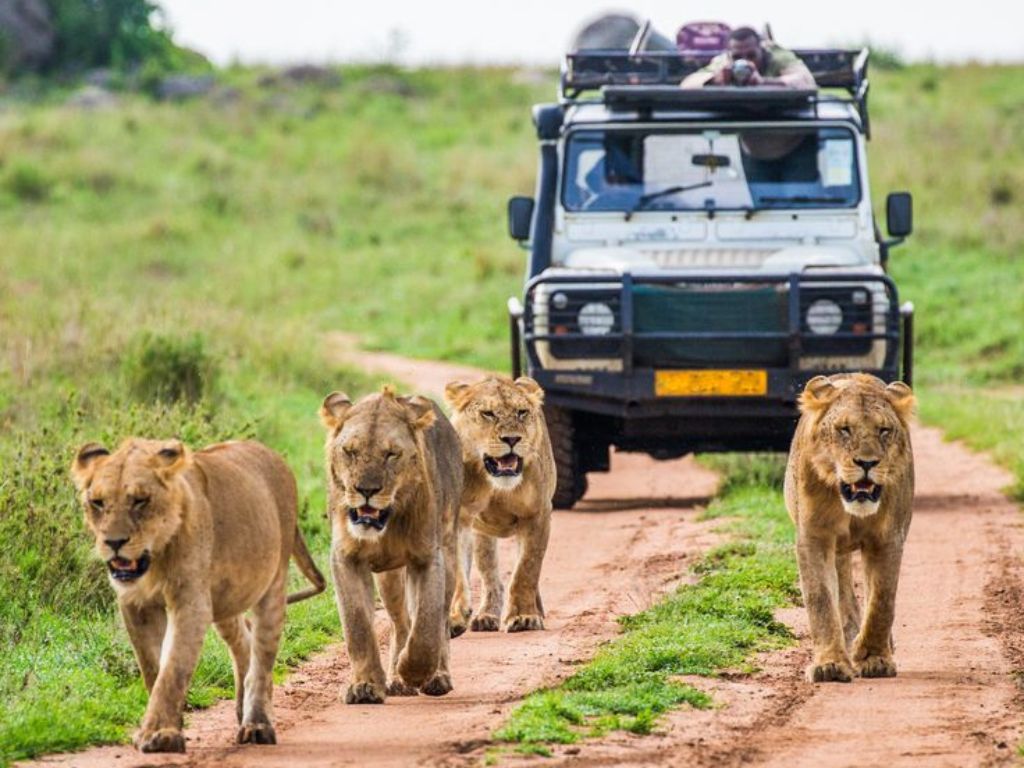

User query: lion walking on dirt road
[785,373,915,683]
[320,387,464,703]
[71,438,326,753]
[444,376,556,634]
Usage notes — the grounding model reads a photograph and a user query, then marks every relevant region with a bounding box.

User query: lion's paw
[857,655,897,678]
[135,727,186,754]
[450,620,468,639]
[344,681,386,704]
[807,660,854,683]
[505,614,544,633]
[387,678,420,696]
[237,722,277,745]
[421,672,453,697]
[470,613,500,632]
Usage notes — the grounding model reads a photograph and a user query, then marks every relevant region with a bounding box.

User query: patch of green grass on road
[496,456,798,749]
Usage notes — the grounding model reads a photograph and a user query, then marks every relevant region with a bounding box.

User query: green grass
[871,65,1024,489]
[0,61,1022,763]
[496,456,797,749]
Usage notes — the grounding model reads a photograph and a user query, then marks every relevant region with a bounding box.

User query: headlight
[806,299,843,335]
[578,302,615,336]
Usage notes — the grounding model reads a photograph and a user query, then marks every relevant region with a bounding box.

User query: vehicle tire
[544,405,587,510]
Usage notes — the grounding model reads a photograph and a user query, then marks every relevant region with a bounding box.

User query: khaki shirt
[681,43,816,89]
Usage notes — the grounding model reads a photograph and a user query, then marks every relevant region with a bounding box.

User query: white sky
[160,1,1023,66]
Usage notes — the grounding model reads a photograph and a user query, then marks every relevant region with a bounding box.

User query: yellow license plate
[655,369,767,397]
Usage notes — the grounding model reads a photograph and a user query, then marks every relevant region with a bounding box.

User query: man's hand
[746,69,765,86]
[709,67,733,86]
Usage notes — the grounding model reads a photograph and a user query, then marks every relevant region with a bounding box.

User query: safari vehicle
[506,43,915,509]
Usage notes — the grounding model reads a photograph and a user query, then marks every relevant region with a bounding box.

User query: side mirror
[507,196,534,241]
[886,192,913,239]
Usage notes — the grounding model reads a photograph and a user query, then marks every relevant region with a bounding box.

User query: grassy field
[0,62,1021,762]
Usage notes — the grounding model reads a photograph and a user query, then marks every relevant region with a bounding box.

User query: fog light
[807,299,843,335]
[578,302,615,336]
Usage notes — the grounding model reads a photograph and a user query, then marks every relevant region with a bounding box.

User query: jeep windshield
[562,125,860,213]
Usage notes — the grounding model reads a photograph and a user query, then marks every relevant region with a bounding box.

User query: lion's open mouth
[840,479,883,504]
[348,505,391,531]
[107,552,151,582]
[484,453,523,478]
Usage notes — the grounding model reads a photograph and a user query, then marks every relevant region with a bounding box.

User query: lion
[70,438,326,753]
[784,373,915,683]
[320,386,463,703]
[443,376,556,635]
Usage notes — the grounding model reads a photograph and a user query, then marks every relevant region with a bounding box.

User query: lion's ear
[444,380,472,411]
[153,439,190,480]
[885,380,916,421]
[514,376,544,405]
[320,391,352,431]
[798,375,840,414]
[401,395,437,432]
[71,442,110,490]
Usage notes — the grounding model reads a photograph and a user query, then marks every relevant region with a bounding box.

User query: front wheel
[544,405,587,510]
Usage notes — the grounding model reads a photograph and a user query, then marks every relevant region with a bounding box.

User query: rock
[157,74,216,101]
[282,64,341,86]
[66,85,118,110]
[0,0,54,70]
[85,68,116,88]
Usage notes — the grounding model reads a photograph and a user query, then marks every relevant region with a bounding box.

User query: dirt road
[27,348,1024,768]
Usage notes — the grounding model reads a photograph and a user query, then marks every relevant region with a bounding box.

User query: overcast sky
[160,1,1022,66]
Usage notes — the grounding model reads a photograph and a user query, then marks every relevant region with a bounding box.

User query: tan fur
[444,376,556,634]
[320,387,463,703]
[71,439,325,753]
[784,373,915,683]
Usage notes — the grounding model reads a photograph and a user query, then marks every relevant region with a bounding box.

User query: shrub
[5,162,52,201]
[122,332,218,405]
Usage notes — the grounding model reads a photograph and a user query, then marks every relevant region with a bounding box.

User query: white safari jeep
[506,46,914,508]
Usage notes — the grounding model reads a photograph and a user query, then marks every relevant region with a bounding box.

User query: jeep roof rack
[560,48,871,134]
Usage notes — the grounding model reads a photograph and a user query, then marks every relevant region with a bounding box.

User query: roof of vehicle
[555,48,872,136]
[562,97,863,128]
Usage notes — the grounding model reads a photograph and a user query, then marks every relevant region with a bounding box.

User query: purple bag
[676,21,731,54]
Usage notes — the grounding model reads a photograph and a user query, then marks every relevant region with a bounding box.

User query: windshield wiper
[624,180,713,220]
[756,195,847,204]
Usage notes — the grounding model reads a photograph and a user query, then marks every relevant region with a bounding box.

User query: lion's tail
[286,525,328,605]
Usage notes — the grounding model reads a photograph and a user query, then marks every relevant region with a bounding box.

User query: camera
[731,58,755,85]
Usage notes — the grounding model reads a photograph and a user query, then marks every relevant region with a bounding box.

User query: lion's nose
[355,486,382,501]
[105,537,129,553]
[501,436,521,450]
[854,459,879,473]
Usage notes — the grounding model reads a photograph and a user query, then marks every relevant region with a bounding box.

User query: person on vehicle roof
[681,27,816,89]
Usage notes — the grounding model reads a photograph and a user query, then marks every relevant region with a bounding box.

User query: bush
[122,332,218,405]
[5,162,52,201]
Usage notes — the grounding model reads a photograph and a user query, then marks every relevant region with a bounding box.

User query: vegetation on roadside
[496,456,796,751]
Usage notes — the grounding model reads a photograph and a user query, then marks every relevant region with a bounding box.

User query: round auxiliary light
[552,292,569,310]
[578,302,615,336]
[806,299,843,335]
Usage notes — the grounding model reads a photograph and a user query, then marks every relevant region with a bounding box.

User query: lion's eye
[131,496,150,510]
[516,409,529,421]
[837,426,852,437]
[89,498,104,513]
[481,410,496,421]
[879,428,892,439]
[342,446,357,459]
[385,451,400,462]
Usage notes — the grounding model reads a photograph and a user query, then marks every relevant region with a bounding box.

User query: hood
[559,244,872,275]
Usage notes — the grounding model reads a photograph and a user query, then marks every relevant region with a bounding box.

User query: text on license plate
[655,369,768,397]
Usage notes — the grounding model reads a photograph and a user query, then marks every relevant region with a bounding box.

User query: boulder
[0,0,54,71]
[157,74,216,101]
